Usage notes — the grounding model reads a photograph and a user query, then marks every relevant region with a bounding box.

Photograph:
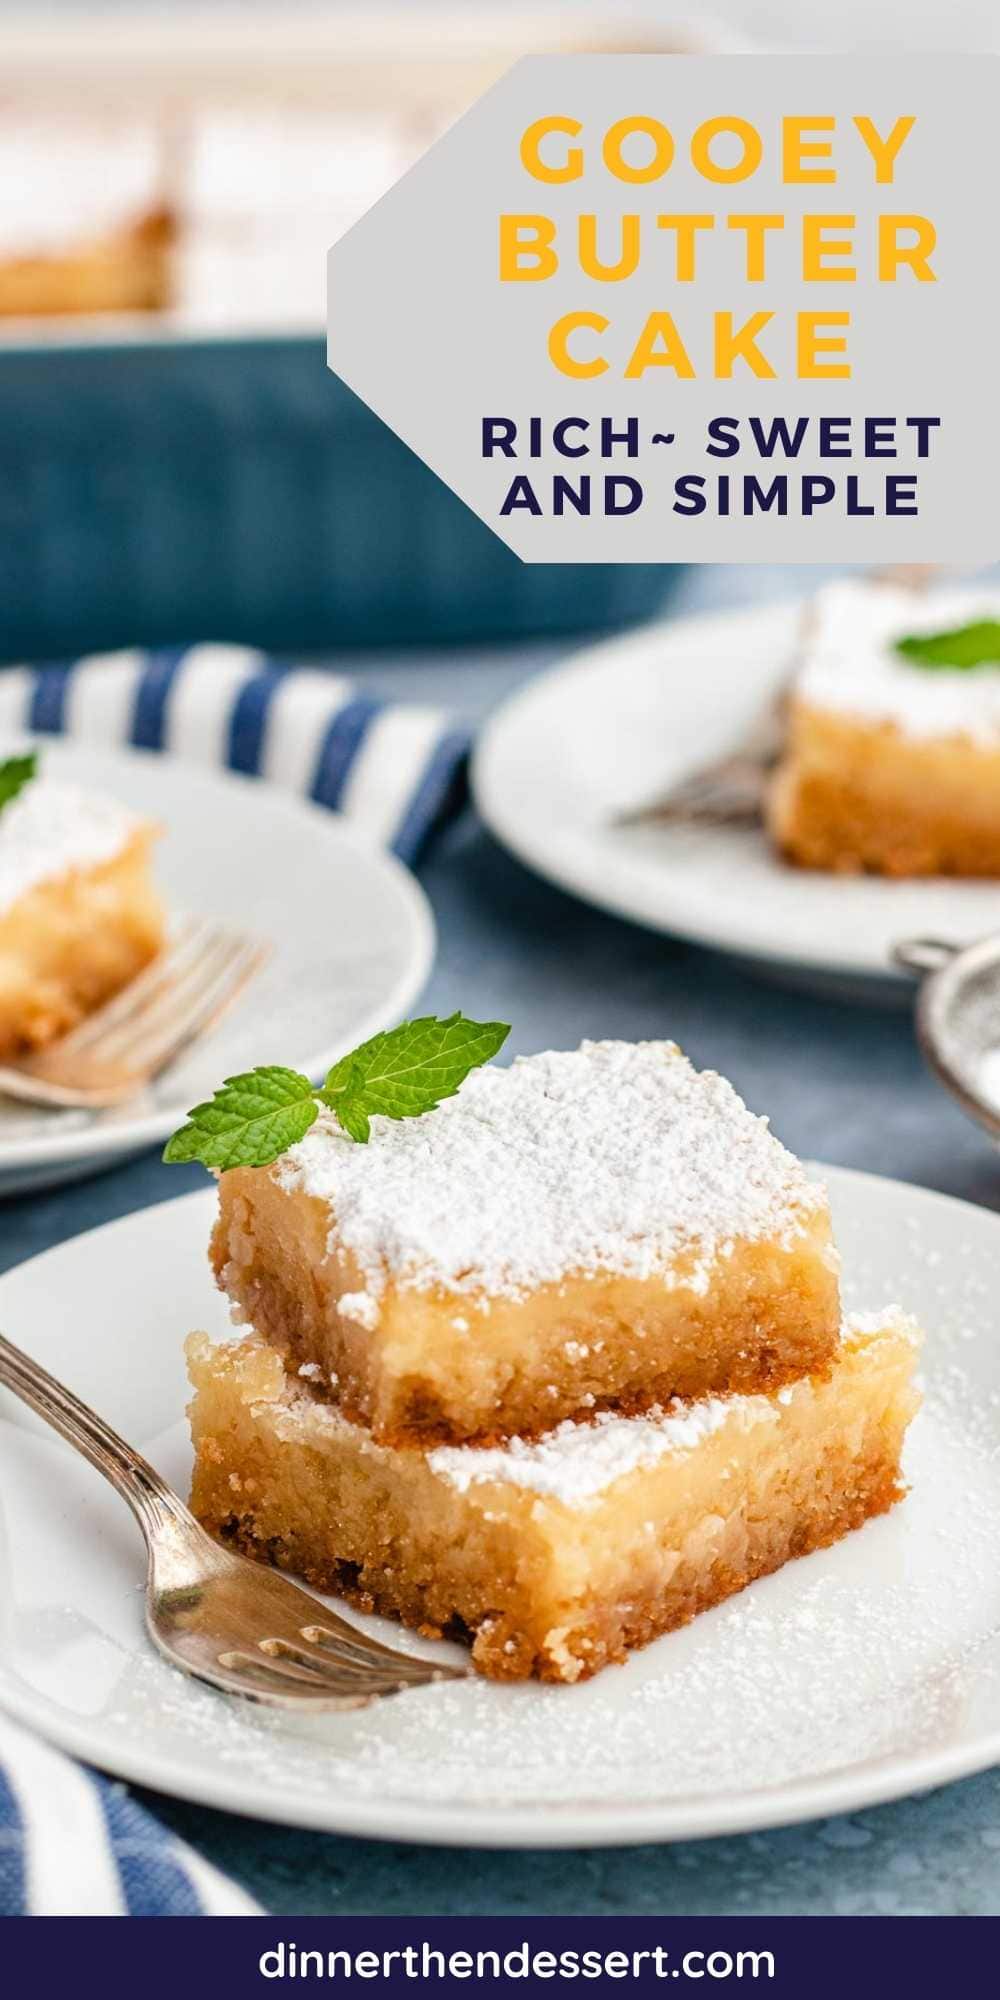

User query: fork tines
[63,915,266,1076]
[0,914,268,1109]
[217,1622,460,1704]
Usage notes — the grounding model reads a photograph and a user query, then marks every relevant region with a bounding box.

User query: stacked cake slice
[187,1040,920,1682]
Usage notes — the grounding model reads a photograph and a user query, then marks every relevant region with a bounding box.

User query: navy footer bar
[0,1915,989,1988]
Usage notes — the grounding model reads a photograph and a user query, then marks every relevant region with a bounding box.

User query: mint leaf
[0,752,37,812]
[162,1066,318,1170]
[319,1013,510,1144]
[896,619,1000,670]
[163,1015,511,1169]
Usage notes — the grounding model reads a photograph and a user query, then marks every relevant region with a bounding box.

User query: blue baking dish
[0,334,679,661]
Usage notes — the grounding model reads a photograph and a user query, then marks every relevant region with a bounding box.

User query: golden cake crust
[211,1171,840,1444]
[0,823,164,1058]
[0,207,176,318]
[769,700,1000,877]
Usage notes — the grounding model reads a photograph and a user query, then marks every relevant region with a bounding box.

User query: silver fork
[0,915,267,1111]
[617,566,939,831]
[0,1329,464,1708]
[616,677,790,830]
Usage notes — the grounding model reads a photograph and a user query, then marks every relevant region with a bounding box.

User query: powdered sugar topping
[275,1040,824,1303]
[848,1305,920,1344]
[0,772,141,915]
[427,1389,775,1504]
[797,580,1000,744]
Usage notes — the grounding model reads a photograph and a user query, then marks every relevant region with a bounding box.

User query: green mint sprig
[0,752,38,812]
[162,1066,320,1172]
[895,619,1000,671]
[319,1013,510,1143]
[163,1013,510,1170]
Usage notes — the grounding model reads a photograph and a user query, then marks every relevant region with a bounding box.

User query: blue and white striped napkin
[0,1713,257,1915]
[0,645,470,866]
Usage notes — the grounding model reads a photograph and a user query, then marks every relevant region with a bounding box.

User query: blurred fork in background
[0,914,267,1111]
[616,566,939,832]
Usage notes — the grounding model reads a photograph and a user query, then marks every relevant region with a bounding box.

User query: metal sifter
[894,933,1000,1141]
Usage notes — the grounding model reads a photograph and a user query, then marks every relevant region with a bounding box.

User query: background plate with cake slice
[473,578,1000,999]
[0,1148,997,1847]
[0,739,434,1195]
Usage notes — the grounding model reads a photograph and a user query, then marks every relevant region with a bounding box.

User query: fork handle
[0,1329,192,1542]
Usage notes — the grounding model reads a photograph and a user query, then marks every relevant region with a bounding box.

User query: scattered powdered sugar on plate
[0,775,141,915]
[275,1039,825,1302]
[797,579,1000,743]
[89,1382,1000,1822]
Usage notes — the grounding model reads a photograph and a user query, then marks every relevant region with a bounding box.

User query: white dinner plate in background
[0,1167,998,1847]
[0,741,434,1195]
[473,600,1000,997]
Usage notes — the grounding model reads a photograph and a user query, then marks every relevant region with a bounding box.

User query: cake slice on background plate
[0,754,164,1059]
[768,578,1000,876]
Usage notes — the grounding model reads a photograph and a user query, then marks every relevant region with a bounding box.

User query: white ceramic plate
[0,741,434,1196]
[473,601,1000,995]
[0,1166,998,1848]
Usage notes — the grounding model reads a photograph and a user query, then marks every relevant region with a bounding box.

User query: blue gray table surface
[5,563,1000,1917]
